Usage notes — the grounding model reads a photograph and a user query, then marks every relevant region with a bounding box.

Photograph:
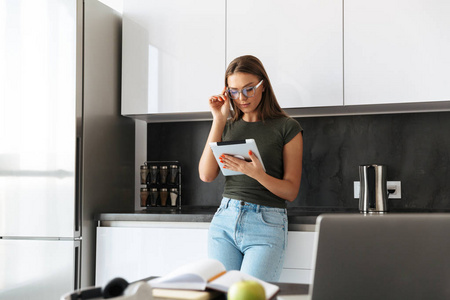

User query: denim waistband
[220,198,286,213]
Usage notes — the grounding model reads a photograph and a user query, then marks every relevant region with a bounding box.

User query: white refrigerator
[0,1,135,299]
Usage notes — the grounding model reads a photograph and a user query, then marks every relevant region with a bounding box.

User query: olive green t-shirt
[222,117,302,208]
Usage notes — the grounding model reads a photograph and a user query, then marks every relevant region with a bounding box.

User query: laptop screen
[309,214,450,300]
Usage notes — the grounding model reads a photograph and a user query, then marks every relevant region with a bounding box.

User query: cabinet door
[96,226,209,286]
[344,0,450,105]
[227,0,343,108]
[122,0,225,114]
[280,231,317,284]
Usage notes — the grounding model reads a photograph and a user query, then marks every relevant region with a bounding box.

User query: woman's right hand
[200,88,229,182]
[209,87,230,122]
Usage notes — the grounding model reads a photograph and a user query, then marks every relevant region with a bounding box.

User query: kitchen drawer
[95,226,209,286]
[284,231,317,270]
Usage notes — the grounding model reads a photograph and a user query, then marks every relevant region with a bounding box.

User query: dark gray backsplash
[147,111,450,209]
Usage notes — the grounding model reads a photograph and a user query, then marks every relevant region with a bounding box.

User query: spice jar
[170,188,178,206]
[148,165,158,184]
[140,187,149,207]
[160,188,168,206]
[149,188,158,206]
[140,164,148,184]
[169,165,179,184]
[159,165,168,184]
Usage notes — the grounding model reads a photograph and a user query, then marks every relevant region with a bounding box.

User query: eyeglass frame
[226,80,264,99]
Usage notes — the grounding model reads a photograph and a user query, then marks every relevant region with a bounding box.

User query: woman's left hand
[219,150,265,180]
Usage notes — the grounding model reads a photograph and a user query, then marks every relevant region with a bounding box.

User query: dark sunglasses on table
[227,80,263,100]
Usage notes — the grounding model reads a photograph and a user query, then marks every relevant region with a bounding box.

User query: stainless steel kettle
[359,164,388,213]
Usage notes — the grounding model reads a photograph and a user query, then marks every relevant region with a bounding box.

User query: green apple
[228,280,266,300]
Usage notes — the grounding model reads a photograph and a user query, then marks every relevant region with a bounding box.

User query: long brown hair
[225,55,287,122]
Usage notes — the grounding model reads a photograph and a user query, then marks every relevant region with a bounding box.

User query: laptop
[279,213,450,300]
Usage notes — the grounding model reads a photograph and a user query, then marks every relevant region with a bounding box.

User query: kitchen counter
[97,206,450,228]
[97,206,360,231]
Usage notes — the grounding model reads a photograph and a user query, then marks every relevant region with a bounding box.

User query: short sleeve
[283,117,303,145]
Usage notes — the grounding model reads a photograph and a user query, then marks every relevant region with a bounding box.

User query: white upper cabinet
[227,0,344,108]
[121,0,448,118]
[122,0,225,114]
[344,0,450,105]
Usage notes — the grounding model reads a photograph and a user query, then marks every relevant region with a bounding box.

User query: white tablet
[209,139,265,176]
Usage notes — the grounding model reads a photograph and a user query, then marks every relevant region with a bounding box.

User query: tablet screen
[209,139,265,176]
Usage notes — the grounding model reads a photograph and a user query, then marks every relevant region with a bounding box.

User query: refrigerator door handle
[75,137,82,236]
[74,241,81,290]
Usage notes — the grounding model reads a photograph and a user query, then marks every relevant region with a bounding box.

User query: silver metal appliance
[0,1,135,299]
[359,164,388,213]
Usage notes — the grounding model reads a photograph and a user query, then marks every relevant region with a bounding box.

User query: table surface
[142,277,309,299]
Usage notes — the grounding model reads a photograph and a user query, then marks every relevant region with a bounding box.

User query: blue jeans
[208,198,288,282]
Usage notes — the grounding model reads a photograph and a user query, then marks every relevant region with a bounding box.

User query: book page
[207,270,280,299]
[149,259,226,290]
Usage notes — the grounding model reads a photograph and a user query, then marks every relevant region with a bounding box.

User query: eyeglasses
[227,80,263,100]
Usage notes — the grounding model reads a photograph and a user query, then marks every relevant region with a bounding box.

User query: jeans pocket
[259,210,286,228]
[214,206,224,216]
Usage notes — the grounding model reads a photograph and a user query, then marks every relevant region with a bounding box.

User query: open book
[148,258,280,300]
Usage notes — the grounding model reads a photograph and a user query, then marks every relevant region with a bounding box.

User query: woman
[198,55,303,282]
